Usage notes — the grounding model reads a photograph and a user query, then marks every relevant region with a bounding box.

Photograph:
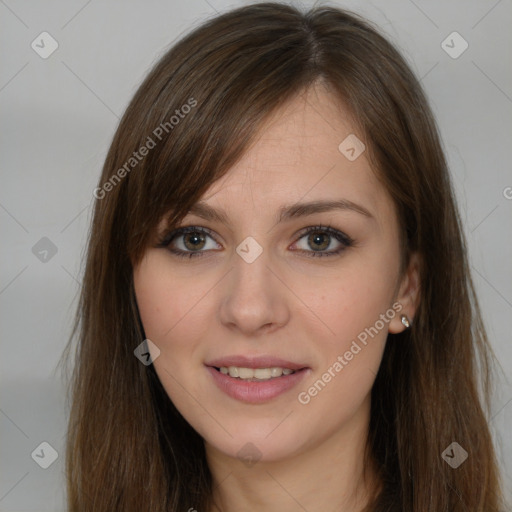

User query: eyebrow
[186,199,373,226]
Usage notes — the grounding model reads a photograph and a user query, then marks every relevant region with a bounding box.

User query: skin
[133,83,420,512]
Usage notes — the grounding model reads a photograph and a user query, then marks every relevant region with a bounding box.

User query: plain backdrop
[1,0,511,510]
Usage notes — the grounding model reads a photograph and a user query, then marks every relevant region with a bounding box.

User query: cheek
[133,252,227,421]
[270,256,396,457]
[295,252,398,355]
[133,255,213,406]
[291,250,398,412]
[133,252,213,343]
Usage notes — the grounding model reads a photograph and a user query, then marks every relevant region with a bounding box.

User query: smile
[205,358,310,404]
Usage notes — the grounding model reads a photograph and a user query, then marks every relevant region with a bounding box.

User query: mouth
[205,357,310,403]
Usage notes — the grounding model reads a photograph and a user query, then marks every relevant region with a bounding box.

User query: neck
[205,399,379,512]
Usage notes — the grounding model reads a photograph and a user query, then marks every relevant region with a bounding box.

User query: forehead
[190,85,395,225]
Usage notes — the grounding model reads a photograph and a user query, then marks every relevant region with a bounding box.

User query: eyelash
[156,224,354,260]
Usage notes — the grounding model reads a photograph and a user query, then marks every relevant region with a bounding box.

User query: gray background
[1,0,511,510]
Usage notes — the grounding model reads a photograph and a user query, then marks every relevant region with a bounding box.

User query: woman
[63,2,505,511]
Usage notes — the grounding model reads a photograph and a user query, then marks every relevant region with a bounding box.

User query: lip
[205,356,310,404]
[205,355,307,371]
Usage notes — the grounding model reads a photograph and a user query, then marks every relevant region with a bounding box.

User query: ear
[388,251,421,334]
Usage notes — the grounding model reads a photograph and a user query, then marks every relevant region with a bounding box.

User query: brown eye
[182,231,207,251]
[291,225,353,258]
[307,231,331,251]
[157,226,221,259]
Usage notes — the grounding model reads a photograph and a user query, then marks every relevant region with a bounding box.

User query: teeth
[254,368,271,379]
[221,366,296,380]
[238,367,254,379]
[270,367,282,377]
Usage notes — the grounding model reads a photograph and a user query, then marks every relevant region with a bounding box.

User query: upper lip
[205,355,308,370]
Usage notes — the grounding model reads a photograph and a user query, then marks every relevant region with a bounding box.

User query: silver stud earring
[401,314,411,329]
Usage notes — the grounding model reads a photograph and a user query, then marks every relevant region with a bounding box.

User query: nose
[218,247,290,337]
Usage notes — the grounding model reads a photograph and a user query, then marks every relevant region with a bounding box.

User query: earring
[401,314,411,329]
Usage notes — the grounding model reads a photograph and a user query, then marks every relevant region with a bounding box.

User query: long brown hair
[61,2,505,510]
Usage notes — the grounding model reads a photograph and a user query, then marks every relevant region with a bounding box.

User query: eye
[157,226,221,259]
[157,224,353,259]
[290,224,353,258]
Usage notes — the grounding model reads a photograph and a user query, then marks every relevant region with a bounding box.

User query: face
[133,84,419,464]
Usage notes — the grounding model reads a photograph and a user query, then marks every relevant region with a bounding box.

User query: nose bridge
[219,236,289,334]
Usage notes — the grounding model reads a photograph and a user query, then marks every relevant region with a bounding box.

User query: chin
[199,418,309,464]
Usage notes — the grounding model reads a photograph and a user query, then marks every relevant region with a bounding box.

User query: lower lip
[206,366,310,404]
